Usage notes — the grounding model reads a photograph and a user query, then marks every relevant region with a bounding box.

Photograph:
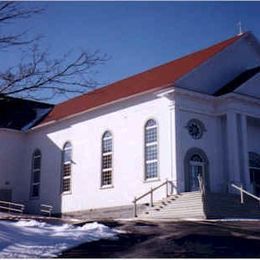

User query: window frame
[190,154,203,163]
[101,131,113,188]
[249,152,260,187]
[61,141,73,195]
[144,119,159,182]
[30,149,41,199]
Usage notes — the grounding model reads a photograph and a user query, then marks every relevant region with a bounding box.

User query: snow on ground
[0,219,118,258]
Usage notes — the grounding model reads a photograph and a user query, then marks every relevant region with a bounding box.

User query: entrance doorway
[190,155,205,191]
[184,148,209,192]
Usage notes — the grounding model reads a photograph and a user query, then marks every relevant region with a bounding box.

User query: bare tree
[0,2,106,101]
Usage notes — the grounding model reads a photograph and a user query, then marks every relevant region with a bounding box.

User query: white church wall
[21,89,260,214]
[24,92,174,214]
[0,129,26,203]
[23,129,64,214]
[175,92,260,194]
[219,98,260,190]
[174,92,226,193]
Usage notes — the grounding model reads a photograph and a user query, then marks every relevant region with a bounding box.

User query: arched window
[145,119,158,180]
[31,149,41,198]
[249,152,260,196]
[249,152,260,168]
[190,154,203,162]
[101,131,113,186]
[62,142,72,193]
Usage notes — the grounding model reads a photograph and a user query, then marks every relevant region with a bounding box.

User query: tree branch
[0,46,107,99]
[0,2,107,100]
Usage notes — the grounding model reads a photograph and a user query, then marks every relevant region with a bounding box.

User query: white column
[240,114,250,190]
[172,105,183,193]
[226,111,241,189]
[169,101,175,182]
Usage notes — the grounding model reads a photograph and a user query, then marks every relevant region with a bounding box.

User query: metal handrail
[0,200,25,214]
[231,183,260,205]
[40,204,53,216]
[198,175,205,195]
[133,179,177,217]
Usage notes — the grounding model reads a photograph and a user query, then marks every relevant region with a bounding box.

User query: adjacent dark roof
[214,66,260,96]
[0,95,53,131]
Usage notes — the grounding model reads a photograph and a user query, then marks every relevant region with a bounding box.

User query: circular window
[185,119,206,139]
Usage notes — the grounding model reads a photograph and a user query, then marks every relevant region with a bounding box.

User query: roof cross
[238,21,243,35]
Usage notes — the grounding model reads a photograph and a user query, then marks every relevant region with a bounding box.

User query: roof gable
[214,66,260,96]
[176,32,260,95]
[40,33,244,125]
[235,72,260,99]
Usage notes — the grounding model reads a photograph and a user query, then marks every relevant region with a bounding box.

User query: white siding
[0,129,26,203]
[24,93,174,214]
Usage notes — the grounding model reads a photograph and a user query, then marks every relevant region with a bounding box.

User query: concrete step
[146,212,205,218]
[138,191,204,219]
[143,216,205,220]
[143,212,205,218]
[149,206,204,211]
[150,206,204,213]
[138,191,260,220]
[154,204,204,210]
[152,201,203,208]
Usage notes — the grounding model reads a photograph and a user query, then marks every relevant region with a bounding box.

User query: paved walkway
[60,220,260,258]
[2,212,260,257]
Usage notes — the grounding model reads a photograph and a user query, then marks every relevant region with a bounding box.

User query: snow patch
[0,220,118,258]
[15,219,48,228]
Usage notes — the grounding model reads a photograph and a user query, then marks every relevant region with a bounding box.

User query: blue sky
[3,1,260,103]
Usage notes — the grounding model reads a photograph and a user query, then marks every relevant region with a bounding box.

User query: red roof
[40,33,244,125]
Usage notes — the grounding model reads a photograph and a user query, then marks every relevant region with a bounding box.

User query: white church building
[0,32,260,218]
